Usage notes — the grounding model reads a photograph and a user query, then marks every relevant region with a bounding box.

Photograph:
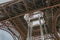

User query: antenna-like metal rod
[26,16,33,40]
[26,18,30,40]
[38,15,44,40]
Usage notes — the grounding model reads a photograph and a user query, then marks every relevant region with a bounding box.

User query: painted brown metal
[0,0,60,40]
[48,8,60,40]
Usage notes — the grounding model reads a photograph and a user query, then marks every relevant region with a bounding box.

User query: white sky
[0,0,11,4]
[0,30,14,40]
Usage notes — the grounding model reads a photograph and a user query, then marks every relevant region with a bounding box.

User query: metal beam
[0,4,60,23]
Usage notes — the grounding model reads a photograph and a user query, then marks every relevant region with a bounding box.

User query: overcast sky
[0,30,14,40]
[0,0,11,4]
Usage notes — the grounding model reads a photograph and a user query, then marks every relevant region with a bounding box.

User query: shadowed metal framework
[0,0,60,40]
